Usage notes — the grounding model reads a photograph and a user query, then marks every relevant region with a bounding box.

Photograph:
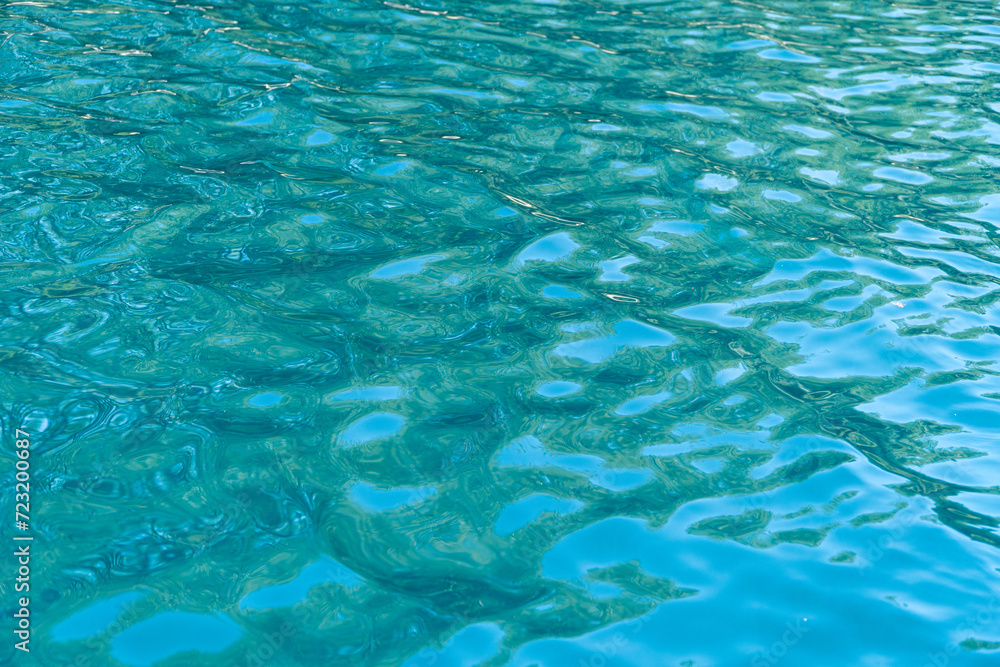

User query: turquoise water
[3,0,1000,665]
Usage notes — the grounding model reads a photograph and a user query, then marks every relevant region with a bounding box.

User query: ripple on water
[110,613,242,667]
[21,0,1000,665]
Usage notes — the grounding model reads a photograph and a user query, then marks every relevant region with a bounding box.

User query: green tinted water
[2,0,1000,665]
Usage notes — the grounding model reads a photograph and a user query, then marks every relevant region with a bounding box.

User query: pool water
[3,0,1000,665]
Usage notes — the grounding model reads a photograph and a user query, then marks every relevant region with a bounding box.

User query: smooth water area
[2,0,1000,665]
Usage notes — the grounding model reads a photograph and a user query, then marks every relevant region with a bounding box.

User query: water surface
[2,0,1000,665]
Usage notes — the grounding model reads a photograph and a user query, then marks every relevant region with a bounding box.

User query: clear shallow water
[3,0,1000,665]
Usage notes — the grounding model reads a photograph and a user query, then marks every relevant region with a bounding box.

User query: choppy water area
[3,0,1000,664]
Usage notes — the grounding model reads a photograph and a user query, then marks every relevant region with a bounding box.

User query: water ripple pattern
[2,0,1000,665]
